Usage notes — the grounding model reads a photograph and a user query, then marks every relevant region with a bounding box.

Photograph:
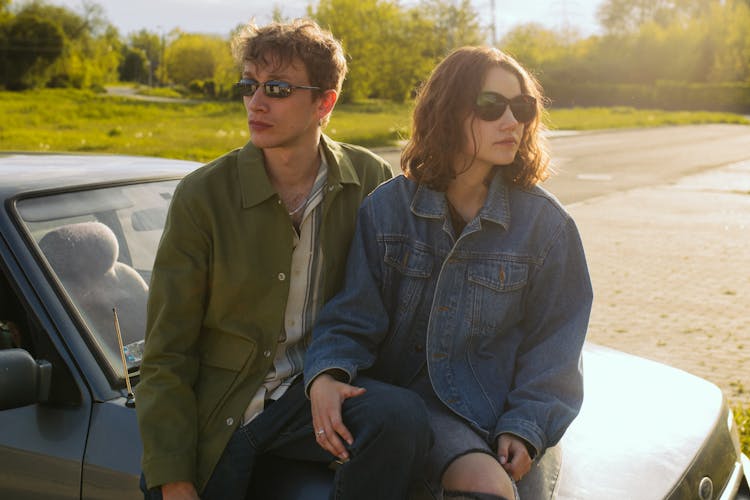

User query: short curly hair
[231,19,347,97]
[402,46,551,191]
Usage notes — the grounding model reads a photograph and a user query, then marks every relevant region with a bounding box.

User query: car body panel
[82,399,142,499]
[558,343,734,498]
[0,401,90,499]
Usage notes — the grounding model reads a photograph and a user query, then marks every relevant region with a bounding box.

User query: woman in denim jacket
[304,47,593,500]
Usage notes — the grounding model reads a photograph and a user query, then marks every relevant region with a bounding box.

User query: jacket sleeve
[303,197,391,395]
[493,216,593,457]
[136,181,209,489]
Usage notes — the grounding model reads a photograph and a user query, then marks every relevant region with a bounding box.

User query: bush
[544,80,750,113]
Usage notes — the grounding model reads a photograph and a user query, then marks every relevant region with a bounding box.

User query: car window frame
[8,176,183,390]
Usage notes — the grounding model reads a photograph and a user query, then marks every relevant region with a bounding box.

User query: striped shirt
[243,152,329,425]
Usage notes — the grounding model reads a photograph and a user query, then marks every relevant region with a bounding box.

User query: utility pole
[490,0,497,46]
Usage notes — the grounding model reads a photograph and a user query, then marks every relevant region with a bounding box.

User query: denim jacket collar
[238,134,360,209]
[410,170,511,230]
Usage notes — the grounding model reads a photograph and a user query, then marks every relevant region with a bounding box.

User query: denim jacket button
[226,417,234,426]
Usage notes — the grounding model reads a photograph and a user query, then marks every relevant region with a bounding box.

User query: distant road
[105,85,197,104]
[376,124,750,204]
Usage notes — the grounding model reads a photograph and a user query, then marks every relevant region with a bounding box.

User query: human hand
[309,373,366,461]
[496,434,533,482]
[161,481,199,500]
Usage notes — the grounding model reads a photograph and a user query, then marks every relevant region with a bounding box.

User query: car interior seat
[38,221,148,353]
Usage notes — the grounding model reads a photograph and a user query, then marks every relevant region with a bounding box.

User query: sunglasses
[475,92,537,123]
[234,78,320,98]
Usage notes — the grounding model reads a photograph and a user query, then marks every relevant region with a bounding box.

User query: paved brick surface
[567,160,750,407]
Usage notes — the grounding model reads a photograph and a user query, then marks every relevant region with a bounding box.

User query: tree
[1,14,64,89]
[416,0,485,57]
[499,23,569,71]
[705,0,750,82]
[597,0,714,35]
[311,0,484,102]
[0,0,10,22]
[128,29,162,85]
[312,0,389,101]
[119,46,149,83]
[12,0,121,89]
[163,32,234,91]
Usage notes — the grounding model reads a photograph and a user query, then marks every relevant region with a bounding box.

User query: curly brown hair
[401,46,550,191]
[231,19,347,98]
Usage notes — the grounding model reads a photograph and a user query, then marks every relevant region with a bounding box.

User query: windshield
[16,180,179,374]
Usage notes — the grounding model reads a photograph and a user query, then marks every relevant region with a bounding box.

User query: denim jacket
[304,172,593,456]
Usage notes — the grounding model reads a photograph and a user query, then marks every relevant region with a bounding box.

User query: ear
[317,89,338,121]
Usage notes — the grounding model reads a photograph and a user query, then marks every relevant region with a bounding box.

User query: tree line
[2,0,750,111]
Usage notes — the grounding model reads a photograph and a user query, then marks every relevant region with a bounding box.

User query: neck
[445,162,493,222]
[263,137,322,190]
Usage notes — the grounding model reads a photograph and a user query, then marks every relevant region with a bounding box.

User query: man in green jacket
[136,19,431,500]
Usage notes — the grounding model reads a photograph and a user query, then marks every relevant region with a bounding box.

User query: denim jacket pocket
[468,259,528,292]
[382,238,434,337]
[383,238,433,278]
[468,260,528,334]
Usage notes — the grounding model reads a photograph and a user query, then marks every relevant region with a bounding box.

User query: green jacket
[136,136,393,491]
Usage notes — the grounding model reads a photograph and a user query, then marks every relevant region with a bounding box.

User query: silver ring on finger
[316,428,326,437]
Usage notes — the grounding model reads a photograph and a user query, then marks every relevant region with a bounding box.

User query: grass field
[1,89,748,162]
[737,405,750,457]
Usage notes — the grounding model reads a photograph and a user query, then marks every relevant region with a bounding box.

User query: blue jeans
[141,376,431,500]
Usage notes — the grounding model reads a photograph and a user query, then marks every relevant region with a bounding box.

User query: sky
[40,0,605,40]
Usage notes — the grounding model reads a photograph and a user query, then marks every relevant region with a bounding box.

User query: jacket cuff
[142,453,196,490]
[493,418,546,459]
[304,366,354,398]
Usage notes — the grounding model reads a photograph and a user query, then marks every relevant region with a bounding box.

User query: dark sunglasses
[475,92,537,123]
[234,78,320,98]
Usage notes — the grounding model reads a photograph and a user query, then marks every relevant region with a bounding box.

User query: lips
[494,137,518,146]
[249,119,272,132]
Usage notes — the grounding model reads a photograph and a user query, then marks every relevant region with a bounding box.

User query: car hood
[557,343,726,499]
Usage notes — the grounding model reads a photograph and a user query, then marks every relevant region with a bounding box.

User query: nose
[498,107,520,130]
[245,88,268,112]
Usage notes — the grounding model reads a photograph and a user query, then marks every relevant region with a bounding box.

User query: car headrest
[39,222,119,280]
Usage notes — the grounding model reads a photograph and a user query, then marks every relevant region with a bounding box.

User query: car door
[0,247,94,499]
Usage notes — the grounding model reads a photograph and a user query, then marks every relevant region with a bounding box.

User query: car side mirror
[0,349,52,410]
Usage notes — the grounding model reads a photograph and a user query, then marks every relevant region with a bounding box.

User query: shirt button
[278,273,286,281]
[264,350,272,358]
[226,417,234,426]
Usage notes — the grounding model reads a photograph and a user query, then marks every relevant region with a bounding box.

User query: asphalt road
[376,124,750,204]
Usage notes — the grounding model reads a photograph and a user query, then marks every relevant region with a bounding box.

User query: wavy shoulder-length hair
[401,46,550,191]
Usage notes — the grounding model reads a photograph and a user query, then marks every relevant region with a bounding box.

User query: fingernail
[499,456,507,464]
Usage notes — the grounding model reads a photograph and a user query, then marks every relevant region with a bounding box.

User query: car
[0,153,748,499]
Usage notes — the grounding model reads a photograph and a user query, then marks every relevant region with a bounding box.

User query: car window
[14,180,178,375]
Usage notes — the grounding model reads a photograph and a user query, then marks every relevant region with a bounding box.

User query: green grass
[546,105,750,130]
[329,100,413,147]
[736,404,750,457]
[136,86,187,99]
[0,89,748,164]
